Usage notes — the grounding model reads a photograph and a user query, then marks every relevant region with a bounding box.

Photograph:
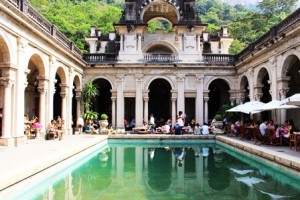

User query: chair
[253,128,266,145]
[289,134,300,151]
[266,129,278,146]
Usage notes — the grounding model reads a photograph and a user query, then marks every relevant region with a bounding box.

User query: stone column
[204,97,209,124]
[38,87,47,132]
[0,78,13,139]
[196,34,201,52]
[196,75,204,125]
[177,74,185,114]
[111,96,116,128]
[279,89,289,125]
[60,84,68,130]
[116,74,125,129]
[120,34,124,51]
[230,97,236,106]
[178,34,183,52]
[75,89,82,120]
[37,77,48,132]
[143,97,149,123]
[171,97,177,126]
[137,34,142,51]
[135,74,143,127]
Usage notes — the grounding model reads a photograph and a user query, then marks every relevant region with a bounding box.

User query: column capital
[229,97,236,103]
[171,97,177,102]
[75,96,81,101]
[255,93,263,101]
[60,92,68,98]
[135,74,143,82]
[177,74,185,82]
[279,88,289,96]
[38,87,47,94]
[111,96,116,102]
[196,75,204,83]
[143,97,149,102]
[204,97,209,102]
[0,78,14,87]
[116,74,125,82]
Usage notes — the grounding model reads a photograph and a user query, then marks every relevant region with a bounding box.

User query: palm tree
[82,80,99,120]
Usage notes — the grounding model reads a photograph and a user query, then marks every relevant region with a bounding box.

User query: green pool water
[17,140,300,200]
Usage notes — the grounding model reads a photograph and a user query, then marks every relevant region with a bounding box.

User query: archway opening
[53,74,62,119]
[92,78,112,122]
[147,18,173,33]
[240,76,250,103]
[285,55,300,127]
[25,55,45,121]
[257,68,271,120]
[141,1,179,24]
[149,79,171,124]
[208,79,230,121]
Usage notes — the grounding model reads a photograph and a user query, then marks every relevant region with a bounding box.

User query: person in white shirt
[177,111,184,127]
[77,115,84,134]
[202,123,210,135]
[163,123,170,133]
[259,120,268,136]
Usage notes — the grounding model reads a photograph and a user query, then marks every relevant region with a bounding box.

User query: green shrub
[100,113,108,120]
[214,114,222,121]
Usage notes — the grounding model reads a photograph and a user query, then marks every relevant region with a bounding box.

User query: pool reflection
[33,143,300,200]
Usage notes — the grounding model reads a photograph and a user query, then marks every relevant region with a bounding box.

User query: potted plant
[99,113,109,130]
[213,114,223,129]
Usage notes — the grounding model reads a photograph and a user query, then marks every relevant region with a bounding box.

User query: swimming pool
[12,139,300,199]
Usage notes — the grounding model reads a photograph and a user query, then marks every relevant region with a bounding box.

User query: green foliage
[84,110,99,121]
[258,0,297,21]
[214,114,222,121]
[206,24,220,36]
[229,39,246,54]
[100,113,108,120]
[147,18,172,33]
[82,80,99,112]
[29,0,122,52]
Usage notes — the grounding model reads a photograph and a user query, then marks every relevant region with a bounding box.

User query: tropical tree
[82,80,99,120]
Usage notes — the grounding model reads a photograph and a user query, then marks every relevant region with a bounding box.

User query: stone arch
[26,51,47,77]
[90,76,115,91]
[205,77,234,91]
[145,76,174,90]
[56,66,67,85]
[73,74,82,89]
[238,75,250,102]
[143,40,178,53]
[207,78,231,119]
[239,75,249,90]
[279,50,300,77]
[0,30,11,64]
[139,0,182,24]
[255,66,271,85]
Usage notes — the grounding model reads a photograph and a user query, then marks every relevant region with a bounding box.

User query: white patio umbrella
[226,101,265,114]
[281,93,300,106]
[254,100,299,112]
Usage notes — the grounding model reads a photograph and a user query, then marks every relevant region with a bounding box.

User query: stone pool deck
[0,133,299,197]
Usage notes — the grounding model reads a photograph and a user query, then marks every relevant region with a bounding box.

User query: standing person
[178,111,184,127]
[77,115,84,134]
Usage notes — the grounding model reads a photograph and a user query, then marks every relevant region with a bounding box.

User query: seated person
[163,123,170,133]
[187,123,193,133]
[231,122,238,136]
[174,121,182,135]
[194,123,201,135]
[46,119,62,140]
[202,123,210,135]
[259,120,269,139]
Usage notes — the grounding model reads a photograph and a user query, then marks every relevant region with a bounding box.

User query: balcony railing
[6,0,83,58]
[203,54,236,65]
[144,53,178,62]
[83,53,118,63]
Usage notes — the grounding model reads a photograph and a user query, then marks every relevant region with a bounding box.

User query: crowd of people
[128,111,218,135]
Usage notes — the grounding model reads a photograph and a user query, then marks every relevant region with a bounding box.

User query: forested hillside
[29,0,298,53]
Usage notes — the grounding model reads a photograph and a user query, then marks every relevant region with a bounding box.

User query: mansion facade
[0,0,299,146]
